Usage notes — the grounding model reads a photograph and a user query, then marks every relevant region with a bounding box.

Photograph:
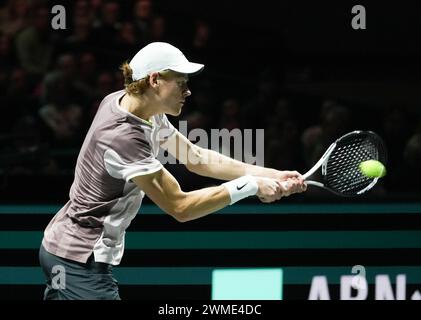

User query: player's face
[158,73,191,116]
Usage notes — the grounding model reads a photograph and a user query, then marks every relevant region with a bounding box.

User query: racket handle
[282,180,323,188]
[305,180,325,188]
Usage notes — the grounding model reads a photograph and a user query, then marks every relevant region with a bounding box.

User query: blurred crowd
[0,0,420,199]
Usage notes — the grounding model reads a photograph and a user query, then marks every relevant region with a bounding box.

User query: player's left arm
[161,131,303,182]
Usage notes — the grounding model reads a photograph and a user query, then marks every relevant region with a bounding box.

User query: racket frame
[302,130,384,196]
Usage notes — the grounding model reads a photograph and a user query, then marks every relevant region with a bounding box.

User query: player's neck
[120,93,157,122]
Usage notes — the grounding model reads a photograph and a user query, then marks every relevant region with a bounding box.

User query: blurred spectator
[193,20,210,50]
[219,98,241,131]
[41,53,89,106]
[38,72,84,147]
[0,33,14,111]
[90,0,104,15]
[114,22,138,60]
[94,0,121,32]
[387,130,421,193]
[217,98,242,161]
[0,0,29,36]
[5,114,58,176]
[65,14,96,54]
[404,133,421,173]
[4,68,37,126]
[74,0,95,22]
[0,32,15,71]
[380,106,413,171]
[190,19,211,64]
[93,1,121,66]
[113,69,124,91]
[94,71,115,100]
[148,15,167,42]
[241,67,281,129]
[133,0,153,45]
[15,5,56,84]
[265,98,303,171]
[11,115,42,156]
[76,52,99,103]
[301,100,351,169]
[79,52,97,83]
[181,80,215,132]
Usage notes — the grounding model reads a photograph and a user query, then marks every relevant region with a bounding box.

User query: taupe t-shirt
[42,90,176,265]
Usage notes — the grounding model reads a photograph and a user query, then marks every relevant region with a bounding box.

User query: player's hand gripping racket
[296,130,387,197]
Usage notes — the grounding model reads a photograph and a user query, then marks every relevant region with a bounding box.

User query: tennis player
[39,42,307,300]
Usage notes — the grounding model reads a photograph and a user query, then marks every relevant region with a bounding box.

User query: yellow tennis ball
[359,160,387,178]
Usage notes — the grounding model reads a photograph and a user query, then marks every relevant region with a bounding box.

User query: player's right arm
[132,168,286,222]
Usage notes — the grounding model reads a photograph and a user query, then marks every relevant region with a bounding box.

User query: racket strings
[324,136,383,195]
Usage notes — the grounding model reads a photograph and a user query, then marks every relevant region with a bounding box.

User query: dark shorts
[39,245,120,300]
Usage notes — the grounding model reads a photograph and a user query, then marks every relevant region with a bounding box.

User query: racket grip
[305,180,325,187]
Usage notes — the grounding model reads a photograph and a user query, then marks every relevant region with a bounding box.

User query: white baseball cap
[129,42,204,81]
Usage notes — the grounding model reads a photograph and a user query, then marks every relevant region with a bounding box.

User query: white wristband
[222,175,259,205]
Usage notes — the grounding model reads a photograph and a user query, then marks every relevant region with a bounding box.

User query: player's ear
[149,72,160,88]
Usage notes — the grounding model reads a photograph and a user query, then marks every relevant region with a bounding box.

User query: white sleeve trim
[126,165,163,182]
[104,148,163,182]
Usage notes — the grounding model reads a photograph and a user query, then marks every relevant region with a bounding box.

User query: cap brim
[169,62,204,76]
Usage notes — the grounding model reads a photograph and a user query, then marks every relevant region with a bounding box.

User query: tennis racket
[298,130,387,197]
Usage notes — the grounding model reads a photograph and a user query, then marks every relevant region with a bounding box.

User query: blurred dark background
[1,0,421,203]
